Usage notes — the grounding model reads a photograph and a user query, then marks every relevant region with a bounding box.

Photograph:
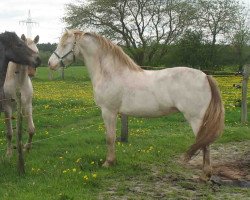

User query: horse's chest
[94,85,122,108]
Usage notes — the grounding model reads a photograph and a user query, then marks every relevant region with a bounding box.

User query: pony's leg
[188,117,212,179]
[3,103,13,157]
[202,145,212,179]
[184,117,202,162]
[23,103,35,151]
[101,108,117,167]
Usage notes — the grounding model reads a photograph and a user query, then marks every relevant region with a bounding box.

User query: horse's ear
[21,34,27,42]
[34,35,39,44]
[65,28,69,34]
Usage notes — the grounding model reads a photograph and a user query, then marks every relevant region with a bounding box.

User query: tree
[176,30,206,68]
[63,0,196,65]
[231,15,250,71]
[195,0,242,68]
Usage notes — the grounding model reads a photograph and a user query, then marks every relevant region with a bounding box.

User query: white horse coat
[48,30,224,178]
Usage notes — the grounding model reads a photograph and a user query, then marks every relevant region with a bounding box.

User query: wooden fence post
[61,67,65,80]
[120,114,128,142]
[48,69,54,80]
[241,64,250,123]
[16,88,25,175]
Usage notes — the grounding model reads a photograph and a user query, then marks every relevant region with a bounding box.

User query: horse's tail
[185,75,224,161]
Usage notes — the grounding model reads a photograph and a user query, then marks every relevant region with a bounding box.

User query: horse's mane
[86,32,142,72]
[0,32,18,46]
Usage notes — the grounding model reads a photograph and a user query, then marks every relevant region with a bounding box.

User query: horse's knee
[106,133,115,145]
[29,126,35,135]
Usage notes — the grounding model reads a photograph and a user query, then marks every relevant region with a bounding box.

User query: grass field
[0,66,249,200]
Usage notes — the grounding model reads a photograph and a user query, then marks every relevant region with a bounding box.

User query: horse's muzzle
[32,56,41,68]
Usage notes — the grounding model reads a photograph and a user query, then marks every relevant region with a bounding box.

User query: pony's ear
[65,28,69,34]
[21,34,27,42]
[34,35,39,44]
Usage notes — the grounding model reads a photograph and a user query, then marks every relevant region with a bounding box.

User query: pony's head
[48,29,82,70]
[0,31,40,68]
[21,34,40,77]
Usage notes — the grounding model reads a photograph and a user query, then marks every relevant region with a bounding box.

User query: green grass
[0,66,249,199]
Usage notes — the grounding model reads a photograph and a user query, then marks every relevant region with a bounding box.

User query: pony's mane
[59,31,70,46]
[61,30,142,72]
[0,32,19,46]
[87,32,142,71]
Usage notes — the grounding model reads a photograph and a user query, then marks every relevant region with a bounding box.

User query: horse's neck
[84,56,103,85]
[81,50,123,86]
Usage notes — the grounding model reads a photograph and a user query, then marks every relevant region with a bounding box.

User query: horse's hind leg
[187,117,212,179]
[202,145,212,179]
[23,103,35,151]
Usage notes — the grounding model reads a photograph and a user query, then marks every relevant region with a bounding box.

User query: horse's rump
[186,75,225,160]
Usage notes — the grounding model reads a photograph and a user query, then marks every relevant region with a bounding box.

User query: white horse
[3,34,39,156]
[48,29,224,178]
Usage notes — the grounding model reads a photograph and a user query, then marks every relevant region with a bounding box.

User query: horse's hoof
[200,168,213,182]
[102,160,115,167]
[200,173,211,182]
[203,166,213,178]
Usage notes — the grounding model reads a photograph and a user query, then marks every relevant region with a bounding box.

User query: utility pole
[19,10,38,38]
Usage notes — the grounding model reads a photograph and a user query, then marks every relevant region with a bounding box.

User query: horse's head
[48,29,82,70]
[21,34,40,77]
[0,31,41,68]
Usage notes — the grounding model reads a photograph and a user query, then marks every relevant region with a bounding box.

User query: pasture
[0,66,249,199]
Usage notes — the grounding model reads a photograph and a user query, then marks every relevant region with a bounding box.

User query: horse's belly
[120,106,178,117]
[119,90,177,117]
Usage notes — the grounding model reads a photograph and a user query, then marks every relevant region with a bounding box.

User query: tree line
[39,0,250,70]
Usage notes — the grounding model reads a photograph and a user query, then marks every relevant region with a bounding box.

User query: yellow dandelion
[92,173,97,178]
[44,105,50,109]
[83,175,89,181]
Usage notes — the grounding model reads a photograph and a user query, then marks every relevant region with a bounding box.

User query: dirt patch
[187,141,250,187]
[99,141,250,199]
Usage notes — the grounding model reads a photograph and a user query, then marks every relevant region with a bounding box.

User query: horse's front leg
[101,108,117,167]
[3,102,13,157]
[23,103,35,152]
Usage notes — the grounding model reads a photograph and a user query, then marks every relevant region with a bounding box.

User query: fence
[241,65,250,123]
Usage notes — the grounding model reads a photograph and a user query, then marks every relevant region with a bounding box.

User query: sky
[0,0,250,44]
[0,0,74,43]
